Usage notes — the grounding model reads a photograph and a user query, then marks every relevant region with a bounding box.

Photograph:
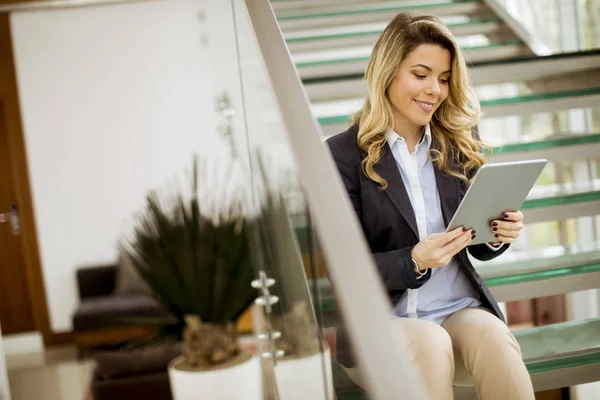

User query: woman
[326,13,535,400]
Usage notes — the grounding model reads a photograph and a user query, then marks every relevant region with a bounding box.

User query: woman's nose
[426,79,441,97]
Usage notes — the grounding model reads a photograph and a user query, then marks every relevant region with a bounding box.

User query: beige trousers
[342,307,535,400]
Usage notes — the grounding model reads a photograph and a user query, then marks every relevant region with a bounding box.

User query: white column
[0,323,12,400]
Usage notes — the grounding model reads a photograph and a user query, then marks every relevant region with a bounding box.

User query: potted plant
[123,156,262,400]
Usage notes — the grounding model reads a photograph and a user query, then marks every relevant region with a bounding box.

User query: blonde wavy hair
[352,13,490,188]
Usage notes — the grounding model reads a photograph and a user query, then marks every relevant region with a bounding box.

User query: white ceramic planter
[168,352,262,400]
[273,347,334,400]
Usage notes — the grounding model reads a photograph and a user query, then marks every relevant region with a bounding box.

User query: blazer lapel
[374,144,419,238]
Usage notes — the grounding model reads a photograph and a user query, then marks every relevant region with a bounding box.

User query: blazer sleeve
[467,125,511,261]
[372,247,432,290]
[467,242,509,261]
[327,139,432,291]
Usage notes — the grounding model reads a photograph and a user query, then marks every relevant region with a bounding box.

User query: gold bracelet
[411,257,428,279]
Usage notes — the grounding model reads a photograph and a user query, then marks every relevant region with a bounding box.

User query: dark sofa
[73,264,171,332]
[73,264,172,350]
[74,264,177,400]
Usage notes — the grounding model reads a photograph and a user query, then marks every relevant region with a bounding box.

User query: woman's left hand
[490,211,524,244]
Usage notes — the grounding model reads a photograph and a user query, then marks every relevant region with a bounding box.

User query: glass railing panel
[5,1,278,399]
[231,1,425,399]
[230,2,333,398]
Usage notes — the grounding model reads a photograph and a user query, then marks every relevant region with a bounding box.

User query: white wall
[10,0,235,332]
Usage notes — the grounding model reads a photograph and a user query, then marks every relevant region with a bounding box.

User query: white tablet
[445,159,547,245]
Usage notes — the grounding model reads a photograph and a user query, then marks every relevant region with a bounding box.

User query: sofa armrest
[77,265,118,299]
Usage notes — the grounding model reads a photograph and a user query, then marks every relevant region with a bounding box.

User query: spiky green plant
[124,157,257,340]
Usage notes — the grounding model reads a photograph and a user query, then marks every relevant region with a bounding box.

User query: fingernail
[471,234,476,240]
[462,227,467,232]
[503,213,508,218]
[494,234,499,238]
[492,222,498,227]
[492,227,497,232]
[472,230,476,234]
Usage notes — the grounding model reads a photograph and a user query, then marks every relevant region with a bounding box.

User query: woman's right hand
[411,227,475,270]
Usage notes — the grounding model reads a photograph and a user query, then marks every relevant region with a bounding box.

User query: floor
[5,345,94,400]
[0,332,263,400]
[2,337,599,400]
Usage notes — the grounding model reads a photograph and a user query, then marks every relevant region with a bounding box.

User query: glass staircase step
[310,244,600,312]
[272,0,394,14]
[474,242,600,301]
[315,87,600,125]
[331,317,600,399]
[285,19,504,52]
[319,244,600,397]
[294,40,521,68]
[292,181,600,254]
[515,318,600,370]
[488,132,600,162]
[480,87,600,108]
[286,18,501,43]
[315,87,600,136]
[310,241,600,312]
[277,0,483,22]
[523,179,600,210]
[302,50,600,101]
[521,179,600,225]
[285,22,390,43]
[277,1,487,33]
[474,242,600,278]
[312,97,364,125]
[468,49,600,85]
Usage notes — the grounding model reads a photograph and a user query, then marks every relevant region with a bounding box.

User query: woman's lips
[414,99,435,113]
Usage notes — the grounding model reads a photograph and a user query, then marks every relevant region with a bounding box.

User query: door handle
[0,201,20,235]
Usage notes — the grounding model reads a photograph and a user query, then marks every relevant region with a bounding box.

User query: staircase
[271,0,600,398]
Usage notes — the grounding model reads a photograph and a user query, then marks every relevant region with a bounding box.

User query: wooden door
[0,101,36,335]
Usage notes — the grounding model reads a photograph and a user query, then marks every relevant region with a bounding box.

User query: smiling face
[387,43,452,135]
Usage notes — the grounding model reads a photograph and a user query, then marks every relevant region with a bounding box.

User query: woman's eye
[415,74,427,79]
[440,78,449,84]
